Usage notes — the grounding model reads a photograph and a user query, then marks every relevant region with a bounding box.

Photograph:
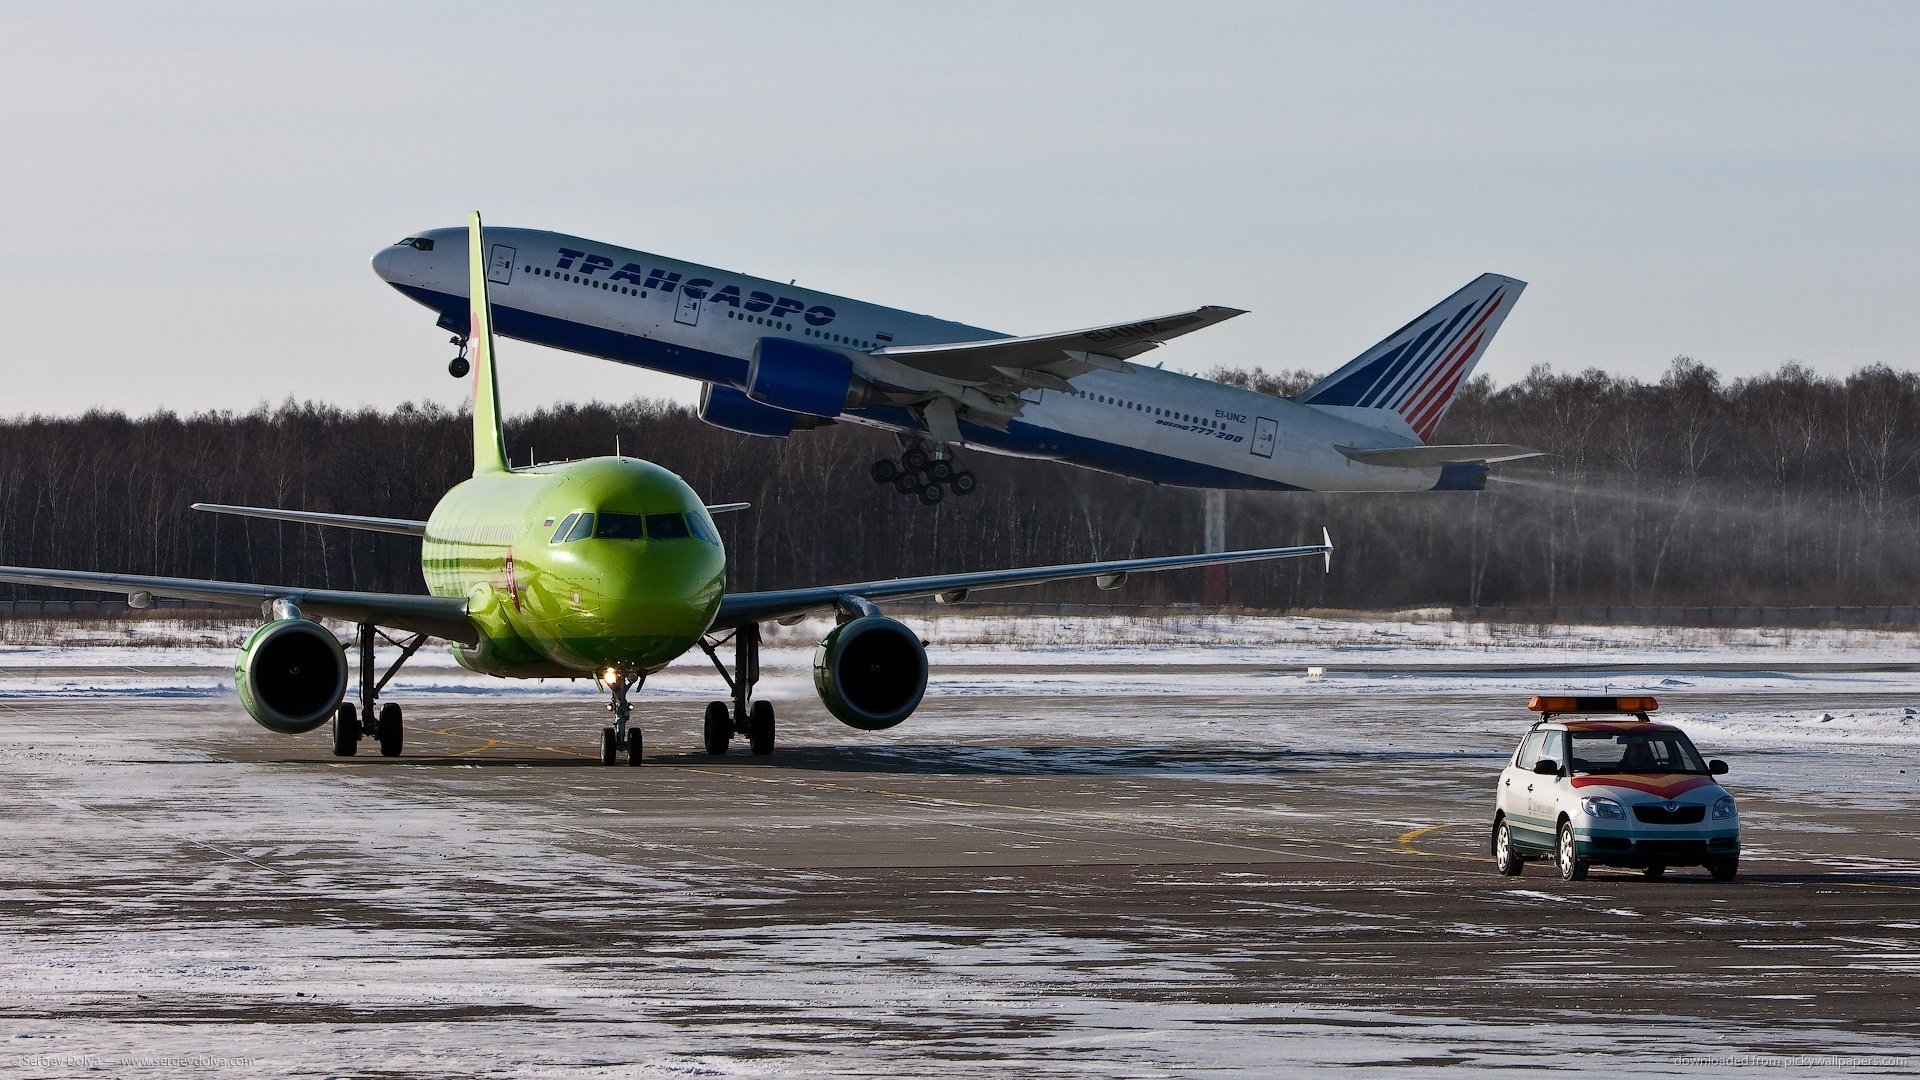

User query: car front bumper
[1574,828,1740,866]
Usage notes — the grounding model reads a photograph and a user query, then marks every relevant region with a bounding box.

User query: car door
[1501,731,1544,824]
[1527,729,1570,828]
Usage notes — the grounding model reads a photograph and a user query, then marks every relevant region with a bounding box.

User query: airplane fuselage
[423,456,725,678]
[375,228,1483,492]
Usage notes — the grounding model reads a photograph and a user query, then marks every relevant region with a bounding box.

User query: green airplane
[0,213,1332,765]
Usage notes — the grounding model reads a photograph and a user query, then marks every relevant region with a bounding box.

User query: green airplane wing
[709,533,1332,630]
[0,565,475,644]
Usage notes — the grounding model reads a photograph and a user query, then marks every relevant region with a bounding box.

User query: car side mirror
[1532,758,1560,776]
[1709,759,1729,775]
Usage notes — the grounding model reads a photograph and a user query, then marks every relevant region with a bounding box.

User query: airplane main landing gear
[332,624,427,758]
[447,334,470,378]
[601,670,644,765]
[696,622,776,756]
[871,447,976,505]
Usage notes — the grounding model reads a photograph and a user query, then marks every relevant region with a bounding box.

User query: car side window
[1515,731,1544,767]
[1537,730,1566,771]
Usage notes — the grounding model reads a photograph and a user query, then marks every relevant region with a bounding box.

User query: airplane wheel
[376,702,403,758]
[600,726,617,765]
[950,471,977,496]
[626,730,643,765]
[894,473,923,494]
[928,460,954,482]
[902,447,930,472]
[749,700,776,755]
[448,356,470,378]
[917,483,944,506]
[703,701,732,755]
[871,459,900,484]
[332,703,358,757]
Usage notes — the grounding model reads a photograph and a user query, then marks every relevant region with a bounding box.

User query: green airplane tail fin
[467,210,510,475]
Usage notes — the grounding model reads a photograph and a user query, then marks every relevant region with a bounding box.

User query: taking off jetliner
[374,227,1540,503]
[0,214,1331,764]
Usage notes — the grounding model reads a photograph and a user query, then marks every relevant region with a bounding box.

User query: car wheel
[1707,856,1739,882]
[1493,818,1523,876]
[1642,864,1666,880]
[1556,821,1588,882]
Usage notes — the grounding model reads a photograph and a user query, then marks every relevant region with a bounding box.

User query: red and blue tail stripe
[1298,274,1524,441]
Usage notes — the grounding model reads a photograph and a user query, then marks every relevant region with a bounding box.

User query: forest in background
[3,358,1918,611]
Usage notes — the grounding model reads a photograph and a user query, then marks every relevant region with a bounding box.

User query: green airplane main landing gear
[696,622,775,756]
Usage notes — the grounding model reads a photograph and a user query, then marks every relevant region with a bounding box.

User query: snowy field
[7,613,1920,750]
[3,613,1919,1077]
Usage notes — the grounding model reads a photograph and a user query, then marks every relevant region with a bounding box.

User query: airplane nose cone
[371,245,397,282]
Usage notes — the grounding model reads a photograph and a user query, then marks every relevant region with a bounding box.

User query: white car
[1492,696,1740,881]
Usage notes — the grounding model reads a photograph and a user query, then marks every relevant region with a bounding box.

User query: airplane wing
[869,305,1245,393]
[0,566,475,644]
[1336,444,1544,468]
[192,503,427,536]
[709,533,1331,630]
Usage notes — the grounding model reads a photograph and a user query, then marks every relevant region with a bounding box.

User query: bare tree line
[3,358,1919,610]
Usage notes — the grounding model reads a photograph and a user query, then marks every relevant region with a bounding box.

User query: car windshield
[1568,730,1708,775]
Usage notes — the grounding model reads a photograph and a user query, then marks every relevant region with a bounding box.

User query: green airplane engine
[234,617,349,734]
[813,614,929,730]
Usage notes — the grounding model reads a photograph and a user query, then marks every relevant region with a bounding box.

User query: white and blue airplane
[373,228,1539,503]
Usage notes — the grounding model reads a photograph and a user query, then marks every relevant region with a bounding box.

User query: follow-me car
[1492,696,1740,881]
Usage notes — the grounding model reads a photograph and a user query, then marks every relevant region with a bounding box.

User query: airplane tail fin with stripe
[467,211,510,475]
[1297,273,1524,442]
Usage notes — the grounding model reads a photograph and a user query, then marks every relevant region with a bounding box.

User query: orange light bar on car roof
[1527,695,1659,715]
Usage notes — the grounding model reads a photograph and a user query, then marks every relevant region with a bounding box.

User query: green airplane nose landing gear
[600,670,643,765]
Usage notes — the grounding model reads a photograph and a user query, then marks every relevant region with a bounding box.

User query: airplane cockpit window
[550,512,579,544]
[688,513,720,545]
[645,513,691,541]
[394,237,434,251]
[563,513,594,542]
[595,512,646,540]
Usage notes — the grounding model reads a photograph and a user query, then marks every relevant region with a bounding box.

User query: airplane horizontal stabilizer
[192,503,427,536]
[1337,444,1543,468]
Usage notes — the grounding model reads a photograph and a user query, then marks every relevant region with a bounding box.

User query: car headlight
[1712,796,1737,820]
[1581,796,1626,820]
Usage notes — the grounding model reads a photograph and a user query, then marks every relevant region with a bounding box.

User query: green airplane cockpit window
[561,510,712,543]
[687,512,719,546]
[595,512,646,540]
[645,513,690,541]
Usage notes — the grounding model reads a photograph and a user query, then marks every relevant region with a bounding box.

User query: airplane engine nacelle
[747,338,853,418]
[699,383,798,438]
[233,619,348,734]
[812,615,929,731]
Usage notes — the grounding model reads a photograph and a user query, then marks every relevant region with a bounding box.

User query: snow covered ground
[3,614,1919,1077]
[8,613,1920,747]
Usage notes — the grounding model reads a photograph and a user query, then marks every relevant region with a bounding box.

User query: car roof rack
[1527,695,1658,721]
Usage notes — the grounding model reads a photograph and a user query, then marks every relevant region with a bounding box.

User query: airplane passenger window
[550,513,579,544]
[564,514,594,542]
[646,513,691,541]
[595,513,646,540]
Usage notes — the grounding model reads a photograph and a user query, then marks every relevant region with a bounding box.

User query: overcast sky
[2,1,1914,416]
